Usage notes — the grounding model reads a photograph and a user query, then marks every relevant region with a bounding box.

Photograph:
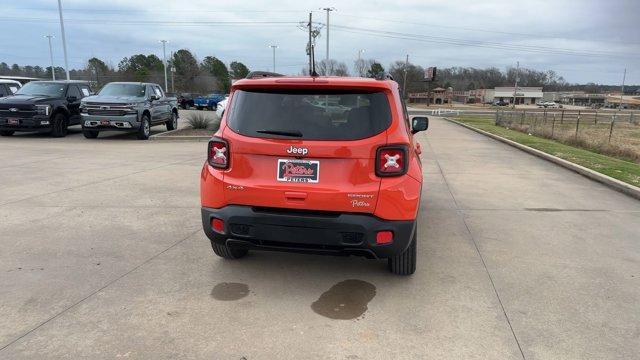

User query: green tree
[0,62,9,75]
[366,62,384,78]
[87,57,111,87]
[172,49,200,92]
[229,61,250,79]
[201,56,230,92]
[388,60,424,96]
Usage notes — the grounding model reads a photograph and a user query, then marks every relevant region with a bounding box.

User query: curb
[443,117,640,201]
[150,135,211,142]
[150,128,211,142]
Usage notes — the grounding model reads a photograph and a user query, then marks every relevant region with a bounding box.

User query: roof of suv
[33,80,90,85]
[232,76,397,91]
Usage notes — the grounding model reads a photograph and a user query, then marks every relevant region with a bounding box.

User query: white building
[493,86,543,105]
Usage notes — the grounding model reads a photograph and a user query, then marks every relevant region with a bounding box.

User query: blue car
[194,93,226,110]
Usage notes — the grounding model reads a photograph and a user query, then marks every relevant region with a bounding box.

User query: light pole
[269,45,278,73]
[44,35,55,80]
[56,0,70,80]
[321,7,336,71]
[159,40,168,92]
[511,61,519,109]
[357,49,365,77]
[619,68,626,111]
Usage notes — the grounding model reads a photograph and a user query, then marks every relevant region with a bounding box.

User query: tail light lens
[376,145,408,177]
[208,137,229,169]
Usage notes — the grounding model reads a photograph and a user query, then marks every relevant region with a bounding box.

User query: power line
[0,17,300,26]
[336,13,640,47]
[330,25,640,59]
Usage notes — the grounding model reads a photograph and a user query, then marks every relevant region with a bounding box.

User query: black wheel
[137,114,150,140]
[197,106,203,111]
[211,241,248,259]
[83,130,99,139]
[185,103,191,110]
[388,229,417,275]
[208,105,214,111]
[50,113,68,137]
[0,130,14,136]
[166,111,178,131]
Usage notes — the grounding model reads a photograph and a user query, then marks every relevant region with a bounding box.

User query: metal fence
[495,109,640,160]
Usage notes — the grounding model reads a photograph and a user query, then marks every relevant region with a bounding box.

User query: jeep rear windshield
[98,83,146,97]
[227,89,392,140]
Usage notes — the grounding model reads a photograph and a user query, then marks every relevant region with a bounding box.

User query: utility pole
[357,49,365,77]
[57,0,70,80]
[159,40,168,92]
[45,35,55,80]
[269,45,278,72]
[511,61,519,109]
[619,68,626,111]
[403,54,409,98]
[170,51,175,93]
[308,12,313,75]
[321,7,335,73]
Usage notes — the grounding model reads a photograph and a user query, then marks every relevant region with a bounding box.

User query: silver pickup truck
[80,82,178,140]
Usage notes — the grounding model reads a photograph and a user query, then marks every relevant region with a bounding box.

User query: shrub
[185,112,213,129]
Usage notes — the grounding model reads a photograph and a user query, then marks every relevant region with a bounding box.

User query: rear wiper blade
[256,129,303,137]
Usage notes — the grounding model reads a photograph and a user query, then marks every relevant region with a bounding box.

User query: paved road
[0,117,638,359]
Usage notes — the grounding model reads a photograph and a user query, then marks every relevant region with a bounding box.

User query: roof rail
[246,71,285,79]
[375,72,394,81]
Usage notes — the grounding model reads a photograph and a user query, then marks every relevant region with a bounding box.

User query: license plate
[7,118,19,125]
[100,120,110,125]
[277,159,319,183]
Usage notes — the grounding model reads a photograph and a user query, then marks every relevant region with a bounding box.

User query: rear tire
[50,113,68,137]
[211,241,248,259]
[83,130,99,139]
[166,111,178,131]
[197,106,203,111]
[0,130,14,136]
[137,114,150,140]
[388,229,417,275]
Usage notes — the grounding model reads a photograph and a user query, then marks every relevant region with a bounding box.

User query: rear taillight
[375,145,408,177]
[208,137,229,169]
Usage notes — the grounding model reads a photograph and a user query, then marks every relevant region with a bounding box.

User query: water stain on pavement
[311,279,376,320]
[211,282,250,301]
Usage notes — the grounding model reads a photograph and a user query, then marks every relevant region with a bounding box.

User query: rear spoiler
[245,71,285,79]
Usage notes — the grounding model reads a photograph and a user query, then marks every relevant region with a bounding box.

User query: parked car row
[0,80,178,140]
[537,101,563,108]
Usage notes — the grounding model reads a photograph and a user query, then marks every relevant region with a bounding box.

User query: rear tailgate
[220,88,394,214]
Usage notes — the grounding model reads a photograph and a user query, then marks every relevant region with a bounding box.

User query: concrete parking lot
[1,117,639,359]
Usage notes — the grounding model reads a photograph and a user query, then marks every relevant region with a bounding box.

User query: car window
[80,85,91,97]
[0,85,7,96]
[67,85,81,99]
[16,82,65,97]
[8,85,19,94]
[100,83,146,97]
[153,86,163,97]
[227,89,392,141]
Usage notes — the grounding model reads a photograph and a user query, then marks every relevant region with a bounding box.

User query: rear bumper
[0,115,52,132]
[81,113,140,131]
[201,205,416,259]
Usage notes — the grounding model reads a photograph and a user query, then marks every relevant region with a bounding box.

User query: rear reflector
[211,218,225,233]
[376,231,393,245]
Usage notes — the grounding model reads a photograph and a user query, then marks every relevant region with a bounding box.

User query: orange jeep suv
[200,72,428,275]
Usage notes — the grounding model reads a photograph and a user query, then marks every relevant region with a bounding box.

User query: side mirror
[411,116,429,134]
[150,94,160,101]
[67,96,78,103]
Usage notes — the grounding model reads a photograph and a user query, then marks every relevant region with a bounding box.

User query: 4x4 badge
[9,108,18,112]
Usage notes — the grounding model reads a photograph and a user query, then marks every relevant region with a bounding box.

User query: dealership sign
[424,67,437,81]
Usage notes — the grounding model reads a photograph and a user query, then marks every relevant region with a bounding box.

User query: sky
[1,0,639,85]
